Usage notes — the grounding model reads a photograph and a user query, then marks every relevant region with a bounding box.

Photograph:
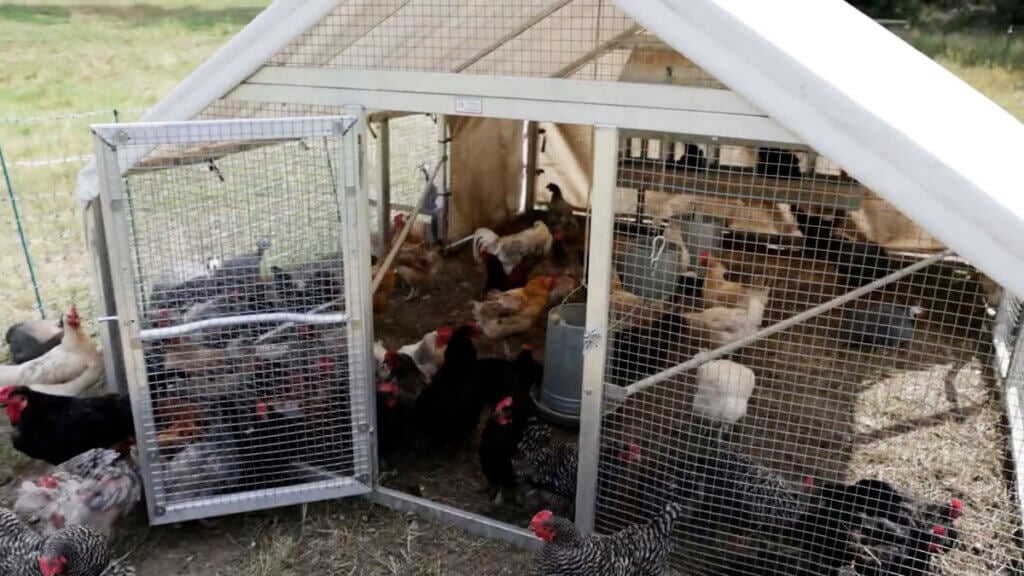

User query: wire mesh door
[92,116,374,525]
[583,131,1008,575]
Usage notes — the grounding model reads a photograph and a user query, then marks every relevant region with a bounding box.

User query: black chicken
[607,311,694,387]
[416,324,483,449]
[0,386,134,465]
[477,346,543,408]
[531,501,691,576]
[757,148,802,178]
[790,206,894,288]
[5,319,63,365]
[479,393,534,504]
[375,353,425,459]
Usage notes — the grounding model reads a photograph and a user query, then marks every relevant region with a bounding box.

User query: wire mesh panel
[589,131,1015,575]
[92,116,374,525]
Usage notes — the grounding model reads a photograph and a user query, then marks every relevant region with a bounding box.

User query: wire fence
[0,107,147,354]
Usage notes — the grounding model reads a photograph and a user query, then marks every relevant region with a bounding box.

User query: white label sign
[454,96,483,115]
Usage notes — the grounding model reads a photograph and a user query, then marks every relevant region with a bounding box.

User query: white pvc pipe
[76,0,340,205]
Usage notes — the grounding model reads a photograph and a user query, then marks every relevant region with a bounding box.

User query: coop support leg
[617,248,955,399]
[574,124,619,536]
[377,117,391,256]
[343,105,378,485]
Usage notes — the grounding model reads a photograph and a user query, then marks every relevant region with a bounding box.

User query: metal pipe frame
[574,124,619,536]
[617,248,955,400]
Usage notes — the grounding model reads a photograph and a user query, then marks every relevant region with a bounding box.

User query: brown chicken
[371,261,396,313]
[153,399,202,451]
[395,245,443,300]
[700,250,750,308]
[471,275,558,339]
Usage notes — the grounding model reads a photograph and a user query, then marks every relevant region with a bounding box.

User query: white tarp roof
[75,0,1024,296]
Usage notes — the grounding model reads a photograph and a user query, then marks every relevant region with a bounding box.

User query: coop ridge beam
[614,248,955,400]
[229,68,804,146]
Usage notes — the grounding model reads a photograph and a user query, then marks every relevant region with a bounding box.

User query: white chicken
[473,221,553,275]
[0,305,102,397]
[683,288,768,350]
[692,357,756,440]
[14,448,141,535]
[396,326,451,380]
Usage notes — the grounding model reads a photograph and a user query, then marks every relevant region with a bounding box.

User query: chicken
[371,260,397,312]
[396,326,451,380]
[382,350,429,402]
[794,477,962,573]
[0,306,102,397]
[153,398,202,451]
[161,441,240,504]
[683,288,768,350]
[471,275,558,339]
[0,386,134,465]
[415,324,484,449]
[757,148,803,178]
[790,207,893,288]
[478,346,544,408]
[607,311,694,388]
[473,220,554,276]
[393,212,433,246]
[513,416,641,514]
[15,448,141,535]
[699,251,751,308]
[675,143,707,170]
[544,183,580,238]
[840,302,924,349]
[207,237,271,295]
[376,379,417,458]
[479,394,533,504]
[395,244,443,300]
[692,358,756,440]
[531,501,690,576]
[0,508,135,576]
[678,435,809,540]
[6,319,62,365]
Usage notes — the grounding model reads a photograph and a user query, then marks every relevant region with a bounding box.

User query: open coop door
[91,116,376,525]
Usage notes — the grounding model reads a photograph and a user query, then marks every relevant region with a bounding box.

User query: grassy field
[1,2,1023,573]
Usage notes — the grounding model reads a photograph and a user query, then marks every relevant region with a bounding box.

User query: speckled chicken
[14,448,141,536]
[0,507,134,575]
[530,501,690,576]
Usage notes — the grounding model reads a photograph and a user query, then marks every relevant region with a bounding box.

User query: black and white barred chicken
[0,507,134,575]
[685,438,809,537]
[530,501,690,576]
[513,417,641,517]
[14,448,142,536]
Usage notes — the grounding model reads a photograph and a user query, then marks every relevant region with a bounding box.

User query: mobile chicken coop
[75,0,1024,573]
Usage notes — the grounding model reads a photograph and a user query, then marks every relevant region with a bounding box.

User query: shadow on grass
[0,3,263,31]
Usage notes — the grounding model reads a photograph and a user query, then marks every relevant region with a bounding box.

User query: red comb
[0,385,15,404]
[496,396,514,411]
[530,510,553,527]
[950,499,963,520]
[522,343,535,351]
[932,525,947,537]
[803,475,815,488]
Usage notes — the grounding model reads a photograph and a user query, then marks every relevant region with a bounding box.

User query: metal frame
[368,488,542,553]
[83,202,126,394]
[92,115,374,526]
[228,68,804,146]
[994,293,1024,531]
[574,124,619,535]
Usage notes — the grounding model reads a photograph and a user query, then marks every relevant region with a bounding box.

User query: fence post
[0,145,45,319]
